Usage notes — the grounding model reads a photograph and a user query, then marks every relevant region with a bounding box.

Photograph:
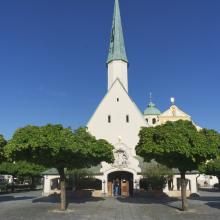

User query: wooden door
[108,182,113,196]
[121,180,129,197]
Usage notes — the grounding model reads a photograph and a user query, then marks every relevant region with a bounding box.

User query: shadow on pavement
[116,196,182,211]
[33,193,104,205]
[206,202,220,209]
[191,196,220,202]
[0,196,36,202]
[199,188,220,192]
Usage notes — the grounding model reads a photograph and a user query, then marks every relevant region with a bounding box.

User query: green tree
[5,124,114,211]
[136,120,220,211]
[0,161,45,191]
[142,162,173,190]
[0,134,7,161]
[67,169,93,190]
[200,158,220,190]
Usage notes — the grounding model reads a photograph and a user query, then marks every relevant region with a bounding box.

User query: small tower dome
[144,102,161,116]
[144,93,161,126]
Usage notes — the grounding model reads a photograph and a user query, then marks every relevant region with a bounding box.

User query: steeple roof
[107,0,128,64]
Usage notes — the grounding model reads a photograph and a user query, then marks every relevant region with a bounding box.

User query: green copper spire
[107,0,128,64]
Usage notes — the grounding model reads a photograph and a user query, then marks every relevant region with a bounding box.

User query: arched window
[108,115,111,123]
[152,118,156,124]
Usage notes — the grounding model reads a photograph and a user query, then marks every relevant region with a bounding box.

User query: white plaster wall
[108,60,128,92]
[88,80,147,157]
[144,115,160,127]
[0,175,13,184]
[88,81,147,194]
[173,174,198,194]
[197,174,219,187]
[164,174,198,196]
[43,175,60,196]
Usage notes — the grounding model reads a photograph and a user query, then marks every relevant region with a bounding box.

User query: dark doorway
[108,171,133,197]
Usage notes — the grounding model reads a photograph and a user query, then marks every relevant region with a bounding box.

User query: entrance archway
[107,171,133,197]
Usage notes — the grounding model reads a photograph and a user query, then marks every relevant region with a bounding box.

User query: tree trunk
[58,168,67,211]
[180,172,188,211]
[31,176,35,190]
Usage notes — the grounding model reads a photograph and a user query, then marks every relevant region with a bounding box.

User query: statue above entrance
[113,141,130,168]
[100,139,141,174]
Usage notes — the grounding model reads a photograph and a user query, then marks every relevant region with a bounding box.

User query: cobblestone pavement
[0,190,219,220]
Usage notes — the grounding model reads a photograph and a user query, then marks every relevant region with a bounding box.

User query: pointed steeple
[107,0,128,64]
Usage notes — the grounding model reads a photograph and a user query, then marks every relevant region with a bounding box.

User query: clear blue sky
[0,0,219,139]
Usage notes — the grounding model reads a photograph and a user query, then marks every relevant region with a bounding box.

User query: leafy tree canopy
[204,159,220,177]
[199,158,220,178]
[142,162,173,178]
[141,162,173,190]
[0,161,45,178]
[4,124,114,210]
[0,134,7,161]
[199,158,220,190]
[136,120,220,173]
[136,120,220,211]
[5,125,114,170]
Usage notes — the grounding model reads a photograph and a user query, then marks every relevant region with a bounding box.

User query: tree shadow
[117,192,220,211]
[0,196,36,202]
[32,192,105,206]
[190,190,220,202]
[191,196,220,202]
[116,195,182,211]
[0,189,41,195]
[199,188,220,192]
[205,202,220,209]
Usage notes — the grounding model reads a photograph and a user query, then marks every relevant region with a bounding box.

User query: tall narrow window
[108,115,111,123]
[126,115,129,123]
[152,118,156,124]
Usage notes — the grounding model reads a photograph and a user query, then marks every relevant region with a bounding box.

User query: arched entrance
[107,171,133,197]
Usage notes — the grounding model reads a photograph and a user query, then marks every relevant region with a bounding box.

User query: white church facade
[43,0,200,197]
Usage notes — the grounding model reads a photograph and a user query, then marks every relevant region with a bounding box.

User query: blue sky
[0,0,219,139]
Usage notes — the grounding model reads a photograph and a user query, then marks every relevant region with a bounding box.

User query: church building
[87,0,199,197]
[43,0,199,197]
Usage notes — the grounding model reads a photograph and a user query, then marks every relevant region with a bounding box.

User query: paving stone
[0,190,219,220]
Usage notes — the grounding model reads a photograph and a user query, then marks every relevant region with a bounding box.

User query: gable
[159,105,191,125]
[160,105,191,118]
[87,79,147,149]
